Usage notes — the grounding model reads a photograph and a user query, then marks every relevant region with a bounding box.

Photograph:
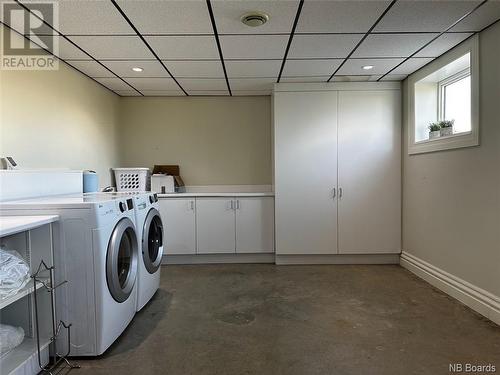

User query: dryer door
[107,217,138,303]
[142,208,164,274]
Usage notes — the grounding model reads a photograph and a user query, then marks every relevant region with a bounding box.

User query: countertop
[0,215,59,237]
[158,192,274,198]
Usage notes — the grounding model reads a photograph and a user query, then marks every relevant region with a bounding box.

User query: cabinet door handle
[230,200,234,210]
[339,187,343,198]
[332,188,336,199]
[236,200,240,210]
[190,200,194,210]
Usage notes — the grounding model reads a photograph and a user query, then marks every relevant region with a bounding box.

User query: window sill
[409,130,478,155]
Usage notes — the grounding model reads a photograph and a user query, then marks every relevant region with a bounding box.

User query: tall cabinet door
[159,199,196,255]
[338,90,401,254]
[196,198,236,254]
[274,91,338,255]
[235,197,275,253]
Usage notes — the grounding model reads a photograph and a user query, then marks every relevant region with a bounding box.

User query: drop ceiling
[1,0,499,97]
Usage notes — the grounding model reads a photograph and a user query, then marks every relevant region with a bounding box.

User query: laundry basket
[113,168,150,192]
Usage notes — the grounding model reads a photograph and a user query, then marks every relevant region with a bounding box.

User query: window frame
[407,34,479,155]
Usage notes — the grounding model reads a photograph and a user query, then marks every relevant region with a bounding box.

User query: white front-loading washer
[1,194,139,356]
[83,192,164,311]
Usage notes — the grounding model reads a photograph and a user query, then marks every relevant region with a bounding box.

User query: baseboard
[163,253,275,265]
[275,254,400,265]
[400,251,500,326]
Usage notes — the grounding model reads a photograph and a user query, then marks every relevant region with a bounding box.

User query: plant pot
[440,127,453,137]
[429,130,441,139]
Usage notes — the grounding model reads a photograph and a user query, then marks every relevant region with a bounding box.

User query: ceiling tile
[212,0,299,34]
[116,0,212,34]
[230,78,275,91]
[141,91,185,97]
[115,90,141,97]
[297,0,392,33]
[337,58,404,75]
[124,77,180,91]
[146,36,219,59]
[220,35,288,59]
[101,60,170,77]
[53,36,92,60]
[67,60,115,78]
[280,76,330,82]
[177,79,228,91]
[352,34,437,58]
[226,60,281,78]
[450,1,500,32]
[289,34,363,59]
[374,0,481,32]
[390,58,434,75]
[50,0,134,35]
[380,74,408,81]
[95,77,134,91]
[1,3,53,35]
[165,61,224,78]
[68,35,154,59]
[414,33,473,58]
[189,91,228,96]
[283,59,343,77]
[233,91,271,96]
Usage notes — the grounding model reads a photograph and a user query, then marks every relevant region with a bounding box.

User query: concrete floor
[76,265,500,375]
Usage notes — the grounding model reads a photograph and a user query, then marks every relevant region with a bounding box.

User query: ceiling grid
[2,0,498,96]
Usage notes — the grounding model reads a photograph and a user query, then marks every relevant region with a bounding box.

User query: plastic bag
[0,324,25,356]
[0,248,30,299]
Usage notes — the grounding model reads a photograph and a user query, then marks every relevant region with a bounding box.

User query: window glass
[443,75,471,134]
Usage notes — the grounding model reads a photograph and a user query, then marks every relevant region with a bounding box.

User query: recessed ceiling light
[362,65,374,70]
[132,67,143,72]
[241,12,269,27]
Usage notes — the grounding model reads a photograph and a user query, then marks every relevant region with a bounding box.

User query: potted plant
[439,119,454,137]
[428,123,441,139]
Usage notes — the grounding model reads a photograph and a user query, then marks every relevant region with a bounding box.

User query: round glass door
[107,218,138,303]
[142,208,163,274]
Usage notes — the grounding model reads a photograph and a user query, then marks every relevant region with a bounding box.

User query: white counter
[158,192,274,198]
[0,215,59,237]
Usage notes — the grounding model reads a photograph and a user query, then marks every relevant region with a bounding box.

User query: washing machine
[1,194,139,356]
[88,192,164,311]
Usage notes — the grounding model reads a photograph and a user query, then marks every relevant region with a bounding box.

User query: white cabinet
[274,90,339,254]
[196,198,236,254]
[274,83,401,256]
[337,90,401,254]
[235,197,274,253]
[159,198,196,255]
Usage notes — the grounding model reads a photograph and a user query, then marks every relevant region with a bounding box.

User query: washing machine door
[107,217,138,303]
[142,208,164,274]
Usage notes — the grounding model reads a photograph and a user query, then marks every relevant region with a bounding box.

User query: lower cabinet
[159,198,196,255]
[159,196,275,256]
[196,198,236,254]
[235,197,274,253]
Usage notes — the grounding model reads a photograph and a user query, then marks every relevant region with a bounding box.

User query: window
[408,35,479,154]
[439,69,471,135]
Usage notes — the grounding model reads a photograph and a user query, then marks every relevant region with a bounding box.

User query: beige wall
[118,96,272,186]
[0,27,121,187]
[402,22,500,296]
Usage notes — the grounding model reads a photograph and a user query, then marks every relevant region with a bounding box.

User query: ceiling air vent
[241,12,269,27]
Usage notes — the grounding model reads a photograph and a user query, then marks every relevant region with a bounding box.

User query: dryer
[1,194,139,356]
[132,193,163,311]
